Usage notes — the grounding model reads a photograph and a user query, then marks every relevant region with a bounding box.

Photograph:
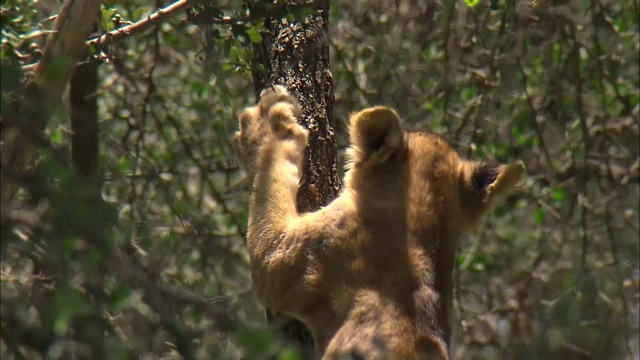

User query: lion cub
[235,86,525,359]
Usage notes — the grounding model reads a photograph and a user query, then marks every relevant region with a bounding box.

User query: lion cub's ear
[346,106,405,168]
[469,160,526,207]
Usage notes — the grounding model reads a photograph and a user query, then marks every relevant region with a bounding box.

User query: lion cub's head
[345,106,525,232]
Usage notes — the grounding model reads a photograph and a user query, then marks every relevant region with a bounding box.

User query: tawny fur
[235,86,525,359]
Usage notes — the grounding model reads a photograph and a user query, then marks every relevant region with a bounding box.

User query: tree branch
[33,0,102,105]
[1,0,102,222]
[89,0,201,50]
[21,0,205,72]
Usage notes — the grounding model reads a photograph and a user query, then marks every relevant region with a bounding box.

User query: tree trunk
[250,0,340,354]
[0,0,102,223]
[69,58,99,178]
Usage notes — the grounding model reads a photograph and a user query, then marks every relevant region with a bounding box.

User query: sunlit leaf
[101,7,117,31]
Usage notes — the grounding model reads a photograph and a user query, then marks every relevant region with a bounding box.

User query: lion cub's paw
[258,85,301,119]
[259,85,308,147]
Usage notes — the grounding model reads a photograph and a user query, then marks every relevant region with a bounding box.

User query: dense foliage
[1,0,638,359]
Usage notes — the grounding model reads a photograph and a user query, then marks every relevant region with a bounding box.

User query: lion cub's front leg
[237,86,314,312]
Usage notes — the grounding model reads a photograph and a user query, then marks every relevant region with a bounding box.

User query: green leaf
[471,253,491,272]
[236,326,276,358]
[278,347,303,360]
[132,6,151,21]
[256,63,267,76]
[51,127,64,145]
[53,287,93,335]
[109,284,132,311]
[534,207,544,224]
[190,81,208,98]
[246,26,263,44]
[456,254,467,268]
[465,0,480,7]
[461,87,476,102]
[551,188,565,204]
[118,157,129,174]
[101,7,117,31]
[192,308,203,325]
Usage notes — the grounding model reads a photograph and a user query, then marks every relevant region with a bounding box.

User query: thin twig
[89,0,201,50]
[22,0,205,72]
[569,29,590,270]
[517,61,555,173]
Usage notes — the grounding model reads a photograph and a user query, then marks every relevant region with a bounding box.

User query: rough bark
[250,0,340,353]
